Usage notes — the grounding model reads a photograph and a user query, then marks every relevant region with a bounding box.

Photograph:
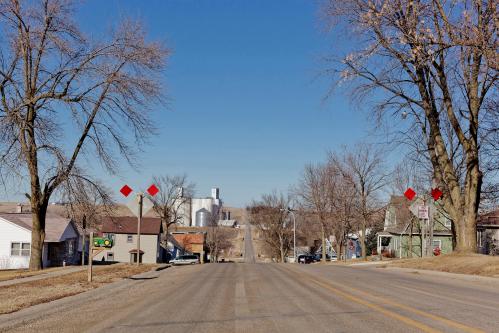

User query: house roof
[382,196,453,236]
[100,216,161,235]
[384,196,413,234]
[0,213,77,242]
[478,210,499,227]
[171,233,205,246]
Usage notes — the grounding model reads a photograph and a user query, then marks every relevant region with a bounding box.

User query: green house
[377,196,453,258]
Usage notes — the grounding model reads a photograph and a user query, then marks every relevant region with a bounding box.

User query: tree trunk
[29,204,47,270]
[321,225,326,264]
[360,220,367,260]
[455,213,477,253]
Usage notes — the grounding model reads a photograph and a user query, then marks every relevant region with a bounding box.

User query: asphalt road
[243,221,256,263]
[1,263,499,333]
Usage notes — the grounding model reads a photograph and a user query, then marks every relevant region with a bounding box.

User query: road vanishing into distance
[1,262,499,333]
[243,221,256,264]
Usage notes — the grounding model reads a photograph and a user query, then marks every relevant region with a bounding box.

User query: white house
[0,211,79,269]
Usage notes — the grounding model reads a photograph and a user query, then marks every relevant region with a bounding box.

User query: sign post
[119,184,159,266]
[407,187,442,258]
[136,193,143,266]
[87,232,107,282]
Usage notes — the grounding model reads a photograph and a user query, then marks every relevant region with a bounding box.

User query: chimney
[16,203,23,213]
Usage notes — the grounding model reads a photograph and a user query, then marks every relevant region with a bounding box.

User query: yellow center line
[281,265,484,333]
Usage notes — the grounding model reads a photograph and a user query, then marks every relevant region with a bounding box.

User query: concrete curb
[155,264,171,271]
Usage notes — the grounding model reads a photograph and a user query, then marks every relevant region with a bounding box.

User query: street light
[280,207,296,263]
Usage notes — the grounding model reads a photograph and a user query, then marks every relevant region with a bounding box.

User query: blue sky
[5,0,401,207]
[74,0,379,207]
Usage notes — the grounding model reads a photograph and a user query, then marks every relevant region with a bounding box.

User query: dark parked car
[298,254,315,264]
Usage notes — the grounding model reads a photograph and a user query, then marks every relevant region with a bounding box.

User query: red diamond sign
[431,188,443,201]
[147,184,159,196]
[120,185,133,197]
[404,188,416,201]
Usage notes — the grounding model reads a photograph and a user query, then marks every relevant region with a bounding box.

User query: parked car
[298,254,314,264]
[170,254,200,266]
[313,253,338,262]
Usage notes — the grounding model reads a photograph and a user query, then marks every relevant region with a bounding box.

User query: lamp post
[281,208,296,263]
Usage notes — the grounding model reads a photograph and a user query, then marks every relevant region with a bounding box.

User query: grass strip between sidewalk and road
[0,264,157,315]
[384,254,499,277]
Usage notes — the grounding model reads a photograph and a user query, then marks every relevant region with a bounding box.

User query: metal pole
[88,232,93,282]
[290,211,296,263]
[137,193,143,266]
[81,215,86,266]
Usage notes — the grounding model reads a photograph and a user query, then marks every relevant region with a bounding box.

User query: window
[444,220,452,228]
[11,242,30,256]
[433,240,442,249]
[127,235,133,243]
[68,240,74,256]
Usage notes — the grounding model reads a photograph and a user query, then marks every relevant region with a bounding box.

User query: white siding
[94,233,159,264]
[0,218,32,269]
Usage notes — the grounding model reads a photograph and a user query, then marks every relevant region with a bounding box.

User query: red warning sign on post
[120,185,133,197]
[404,188,416,201]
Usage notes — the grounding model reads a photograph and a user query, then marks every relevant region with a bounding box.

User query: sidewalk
[0,266,87,288]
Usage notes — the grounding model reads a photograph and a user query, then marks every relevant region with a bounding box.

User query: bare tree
[0,0,169,269]
[206,222,234,263]
[329,167,359,259]
[150,174,195,248]
[247,192,293,263]
[332,145,387,260]
[324,0,497,253]
[60,177,113,265]
[296,163,336,264]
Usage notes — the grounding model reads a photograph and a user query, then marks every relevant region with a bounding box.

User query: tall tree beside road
[324,0,497,253]
[296,163,337,264]
[150,175,195,248]
[247,192,293,263]
[206,219,233,263]
[0,0,169,269]
[332,145,387,260]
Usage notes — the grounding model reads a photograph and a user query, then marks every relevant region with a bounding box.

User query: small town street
[1,262,498,333]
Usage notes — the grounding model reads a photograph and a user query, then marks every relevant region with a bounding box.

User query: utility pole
[88,232,93,282]
[289,209,296,263]
[280,208,297,263]
[136,193,143,266]
[81,215,86,266]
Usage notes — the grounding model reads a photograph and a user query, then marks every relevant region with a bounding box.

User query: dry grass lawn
[0,264,157,314]
[388,253,499,277]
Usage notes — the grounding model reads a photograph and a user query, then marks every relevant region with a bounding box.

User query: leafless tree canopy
[247,192,293,263]
[331,144,388,259]
[295,162,339,262]
[150,174,195,246]
[323,0,497,252]
[0,0,169,269]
